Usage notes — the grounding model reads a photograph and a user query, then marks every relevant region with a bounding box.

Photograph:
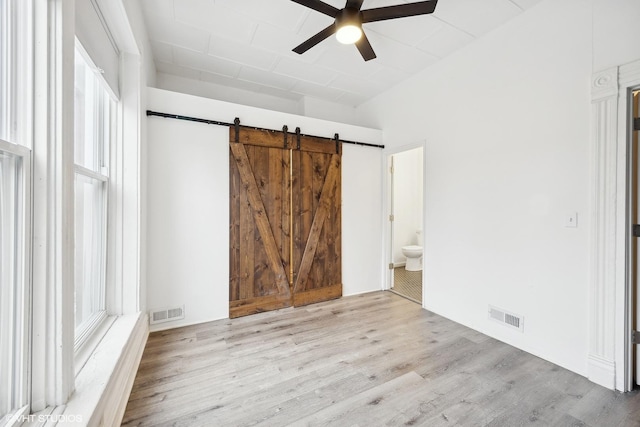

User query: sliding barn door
[229,127,291,318]
[229,126,342,318]
[292,136,342,306]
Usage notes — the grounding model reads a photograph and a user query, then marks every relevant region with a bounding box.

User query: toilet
[401,230,423,271]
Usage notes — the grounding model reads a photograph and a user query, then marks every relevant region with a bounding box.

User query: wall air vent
[488,305,524,332]
[150,305,185,325]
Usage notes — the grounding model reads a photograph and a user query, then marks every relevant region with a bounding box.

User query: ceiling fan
[291,0,438,61]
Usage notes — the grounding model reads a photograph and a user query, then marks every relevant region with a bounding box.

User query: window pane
[74,173,106,332]
[74,45,111,345]
[0,0,33,147]
[74,51,109,173]
[0,150,27,420]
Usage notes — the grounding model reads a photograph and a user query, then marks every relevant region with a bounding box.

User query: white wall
[155,74,365,127]
[593,0,640,71]
[357,0,593,376]
[123,0,157,87]
[146,117,229,330]
[156,73,302,116]
[300,96,358,126]
[146,87,383,330]
[391,148,423,264]
[342,144,384,296]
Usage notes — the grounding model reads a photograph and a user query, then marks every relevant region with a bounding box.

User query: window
[0,142,31,425]
[0,0,32,424]
[73,44,112,349]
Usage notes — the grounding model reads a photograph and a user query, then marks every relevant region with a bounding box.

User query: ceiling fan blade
[361,0,438,23]
[290,0,340,18]
[293,24,336,54]
[355,32,376,61]
[345,0,364,11]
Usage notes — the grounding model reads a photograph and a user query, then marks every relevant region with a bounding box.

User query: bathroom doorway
[386,146,424,304]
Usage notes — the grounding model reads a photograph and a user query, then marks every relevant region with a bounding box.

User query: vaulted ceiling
[140,0,541,107]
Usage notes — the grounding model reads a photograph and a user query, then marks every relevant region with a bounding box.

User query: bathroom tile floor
[392,267,422,303]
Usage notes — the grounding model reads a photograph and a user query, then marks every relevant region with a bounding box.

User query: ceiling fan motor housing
[335,7,363,44]
[335,7,362,29]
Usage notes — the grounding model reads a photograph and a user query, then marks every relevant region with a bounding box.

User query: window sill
[24,312,148,426]
[74,312,115,377]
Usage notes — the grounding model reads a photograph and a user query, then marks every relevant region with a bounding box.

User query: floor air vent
[488,305,524,332]
[150,305,185,325]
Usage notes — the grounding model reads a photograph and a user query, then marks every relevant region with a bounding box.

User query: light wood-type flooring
[122,291,640,426]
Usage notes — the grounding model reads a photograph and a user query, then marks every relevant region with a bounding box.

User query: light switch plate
[565,212,578,228]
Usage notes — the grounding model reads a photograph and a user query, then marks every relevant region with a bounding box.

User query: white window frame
[28,0,145,420]
[0,139,32,426]
[0,0,33,424]
[72,41,115,365]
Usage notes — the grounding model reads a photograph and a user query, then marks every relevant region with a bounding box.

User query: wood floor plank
[122,291,640,426]
[291,371,427,426]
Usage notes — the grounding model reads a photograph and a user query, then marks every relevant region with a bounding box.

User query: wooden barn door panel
[230,127,342,317]
[292,137,342,307]
[229,127,291,318]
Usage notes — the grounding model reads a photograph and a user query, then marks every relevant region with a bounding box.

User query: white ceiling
[140,0,541,107]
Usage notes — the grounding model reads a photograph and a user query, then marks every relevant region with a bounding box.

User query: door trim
[590,57,640,392]
[631,89,640,388]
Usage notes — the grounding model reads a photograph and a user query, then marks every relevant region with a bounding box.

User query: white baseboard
[587,354,616,390]
[149,314,229,333]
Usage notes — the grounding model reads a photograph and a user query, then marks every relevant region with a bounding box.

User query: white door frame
[589,58,640,392]
[382,142,426,307]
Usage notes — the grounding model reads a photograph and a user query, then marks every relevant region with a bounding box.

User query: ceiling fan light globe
[336,25,362,44]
